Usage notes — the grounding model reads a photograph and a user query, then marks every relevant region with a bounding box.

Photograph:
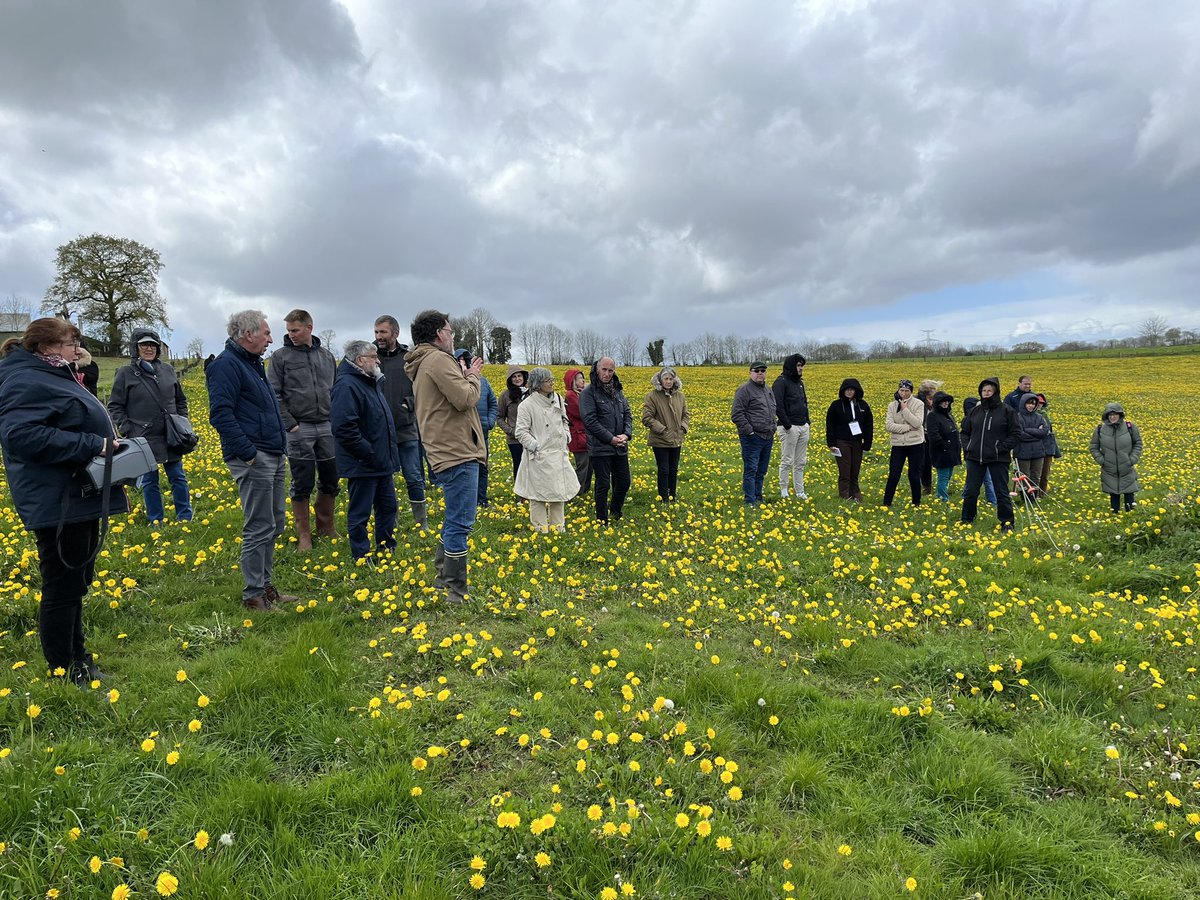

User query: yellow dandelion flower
[717,835,733,851]
[470,856,487,871]
[155,870,179,895]
[906,876,918,891]
[587,804,604,821]
[837,844,853,857]
[535,851,551,868]
[675,813,690,828]
[88,855,103,873]
[112,887,131,900]
[696,820,712,838]
[195,830,209,850]
[470,873,486,890]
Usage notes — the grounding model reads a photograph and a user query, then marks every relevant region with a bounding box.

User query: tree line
[7,234,1199,364]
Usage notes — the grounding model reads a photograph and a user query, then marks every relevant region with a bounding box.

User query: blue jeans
[935,466,955,501]
[396,440,426,503]
[346,474,398,559]
[138,459,193,522]
[437,461,479,554]
[739,434,773,503]
[227,452,288,601]
[478,431,491,505]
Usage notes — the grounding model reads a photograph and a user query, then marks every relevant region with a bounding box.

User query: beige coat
[403,343,486,474]
[641,378,689,448]
[513,391,579,502]
[885,395,926,447]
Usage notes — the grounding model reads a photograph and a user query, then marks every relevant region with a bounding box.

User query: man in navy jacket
[206,310,297,612]
[331,341,401,559]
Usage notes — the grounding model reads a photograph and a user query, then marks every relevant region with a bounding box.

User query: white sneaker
[797,493,809,500]
[781,489,789,498]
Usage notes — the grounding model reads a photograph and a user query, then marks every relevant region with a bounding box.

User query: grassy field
[2,356,1199,899]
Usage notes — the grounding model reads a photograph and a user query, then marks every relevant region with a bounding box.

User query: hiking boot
[264,584,298,607]
[242,595,272,612]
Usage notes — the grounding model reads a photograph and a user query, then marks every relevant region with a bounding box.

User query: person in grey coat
[1089,402,1142,512]
[731,361,776,505]
[108,329,193,523]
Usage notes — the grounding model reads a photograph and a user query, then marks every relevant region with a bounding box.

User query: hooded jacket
[206,337,288,462]
[0,346,129,529]
[960,377,1020,464]
[771,354,810,428]
[642,370,689,448]
[377,340,420,442]
[563,367,588,453]
[1089,402,1142,494]
[885,391,926,447]
[331,357,400,478]
[578,363,633,457]
[825,378,873,450]
[1037,396,1060,459]
[403,343,486,474]
[108,328,190,463]
[926,391,961,469]
[1015,392,1048,460]
[513,389,579,502]
[497,365,530,445]
[267,333,337,430]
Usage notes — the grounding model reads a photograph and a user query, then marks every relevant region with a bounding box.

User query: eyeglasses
[438,324,454,336]
[56,341,83,349]
[750,367,767,373]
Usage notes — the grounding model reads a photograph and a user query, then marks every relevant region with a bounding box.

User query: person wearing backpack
[1089,402,1142,512]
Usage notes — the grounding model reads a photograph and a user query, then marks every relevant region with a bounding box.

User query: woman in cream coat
[883,378,926,508]
[514,368,580,532]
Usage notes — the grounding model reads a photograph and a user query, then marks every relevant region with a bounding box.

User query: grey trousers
[228,452,288,601]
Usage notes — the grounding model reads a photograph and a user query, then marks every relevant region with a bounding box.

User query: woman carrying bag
[108,328,194,523]
[0,318,129,685]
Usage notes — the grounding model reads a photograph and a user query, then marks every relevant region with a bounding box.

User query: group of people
[0,310,1147,686]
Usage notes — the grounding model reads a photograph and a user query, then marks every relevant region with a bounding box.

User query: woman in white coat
[514,368,579,532]
[883,378,926,508]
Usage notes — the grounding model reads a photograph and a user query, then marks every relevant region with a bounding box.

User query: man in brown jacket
[404,310,486,604]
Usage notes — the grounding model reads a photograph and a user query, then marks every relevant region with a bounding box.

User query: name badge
[849,421,862,436]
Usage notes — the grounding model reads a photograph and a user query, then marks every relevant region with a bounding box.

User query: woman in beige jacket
[641,367,689,501]
[514,368,579,532]
[883,378,925,507]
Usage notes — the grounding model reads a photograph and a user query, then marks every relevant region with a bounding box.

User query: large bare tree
[43,234,168,350]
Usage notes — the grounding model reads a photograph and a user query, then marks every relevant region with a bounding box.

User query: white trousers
[777,423,811,493]
[529,500,566,532]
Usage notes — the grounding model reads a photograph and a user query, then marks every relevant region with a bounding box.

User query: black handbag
[165,412,198,454]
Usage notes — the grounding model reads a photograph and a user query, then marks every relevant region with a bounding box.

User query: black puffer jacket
[926,391,961,468]
[377,342,419,442]
[578,365,632,457]
[108,328,189,463]
[1014,392,1048,461]
[960,377,1019,464]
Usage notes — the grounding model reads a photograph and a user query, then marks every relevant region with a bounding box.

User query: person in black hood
[825,377,873,501]
[108,328,193,523]
[578,357,633,523]
[772,353,811,499]
[960,396,996,505]
[926,391,960,501]
[960,376,1019,529]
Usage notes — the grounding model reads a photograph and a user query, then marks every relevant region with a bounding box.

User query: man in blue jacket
[206,310,298,611]
[332,340,401,559]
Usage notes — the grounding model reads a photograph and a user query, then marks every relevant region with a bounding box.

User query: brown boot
[264,584,298,608]
[292,499,313,551]
[314,493,339,538]
[242,595,272,612]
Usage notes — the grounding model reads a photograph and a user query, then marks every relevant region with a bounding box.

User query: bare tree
[545,324,573,365]
[1138,315,1169,348]
[0,293,34,332]
[615,332,640,366]
[457,307,497,357]
[575,328,604,364]
[185,336,204,359]
[669,340,696,367]
[516,321,548,365]
[319,328,337,352]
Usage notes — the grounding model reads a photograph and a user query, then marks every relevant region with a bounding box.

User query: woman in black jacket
[108,329,193,523]
[926,391,961,501]
[825,378,873,501]
[0,319,128,685]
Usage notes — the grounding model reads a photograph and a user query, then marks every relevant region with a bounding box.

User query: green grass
[2,358,1200,898]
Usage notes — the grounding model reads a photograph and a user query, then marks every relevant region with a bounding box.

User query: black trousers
[592,455,631,522]
[883,444,923,506]
[33,520,99,672]
[652,446,681,500]
[507,442,523,480]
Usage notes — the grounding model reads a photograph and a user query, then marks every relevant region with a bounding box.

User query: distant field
[2,355,1199,899]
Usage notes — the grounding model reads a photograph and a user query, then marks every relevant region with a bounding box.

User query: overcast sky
[2,0,1199,357]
